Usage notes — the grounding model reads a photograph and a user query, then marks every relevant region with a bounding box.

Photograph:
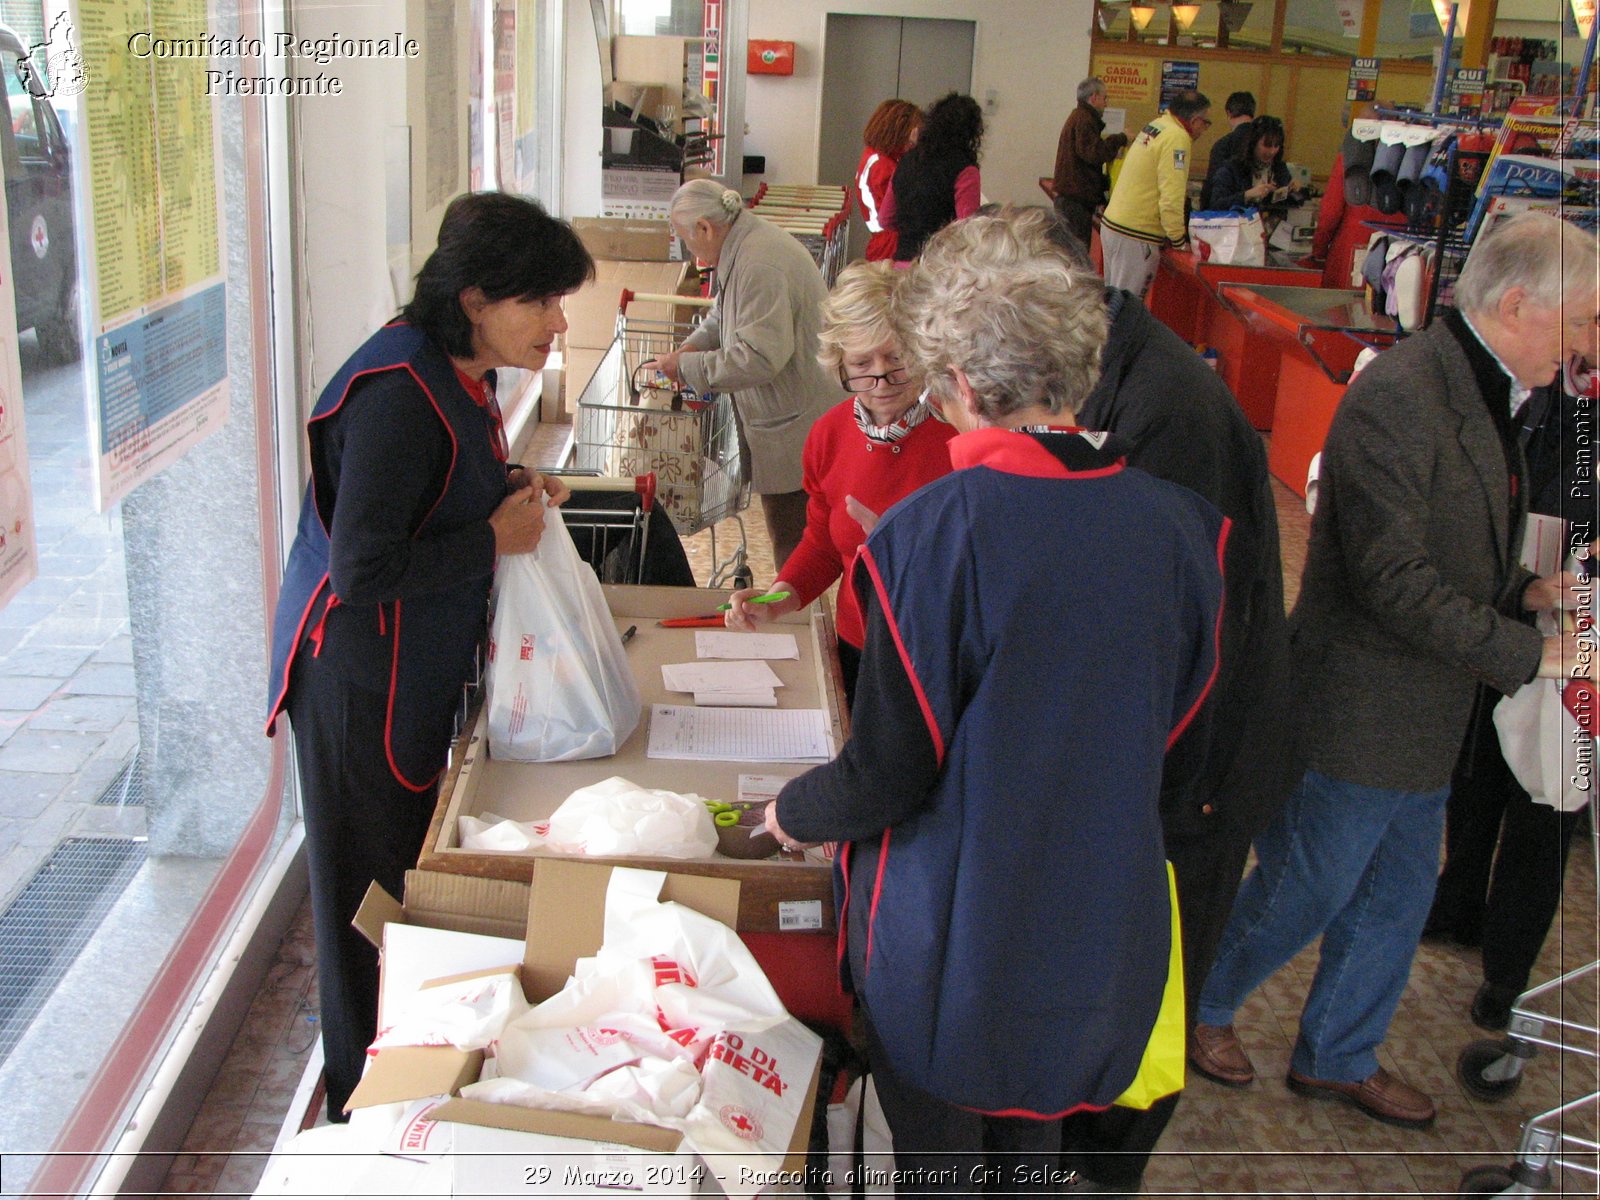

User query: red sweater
[780,400,955,648]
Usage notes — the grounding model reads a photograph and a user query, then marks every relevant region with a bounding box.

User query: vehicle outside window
[0,22,78,362]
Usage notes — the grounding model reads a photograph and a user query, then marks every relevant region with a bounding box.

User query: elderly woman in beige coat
[646,180,834,565]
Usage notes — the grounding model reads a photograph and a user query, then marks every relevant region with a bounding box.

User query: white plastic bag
[458,868,820,1200]
[456,778,720,859]
[1493,678,1593,813]
[486,504,641,761]
[1188,210,1266,266]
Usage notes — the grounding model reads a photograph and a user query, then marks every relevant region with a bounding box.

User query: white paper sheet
[693,689,777,707]
[737,774,788,805]
[661,659,784,693]
[646,704,832,762]
[693,631,800,660]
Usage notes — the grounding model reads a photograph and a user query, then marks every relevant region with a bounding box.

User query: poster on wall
[702,0,722,175]
[73,0,230,512]
[0,156,38,611]
[1347,57,1380,102]
[1160,60,1200,109]
[493,0,516,189]
[1098,56,1155,106]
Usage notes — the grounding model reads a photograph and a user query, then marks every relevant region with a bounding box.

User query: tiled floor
[152,426,1600,1198]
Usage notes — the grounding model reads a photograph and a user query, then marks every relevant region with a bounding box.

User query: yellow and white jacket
[1102,111,1193,248]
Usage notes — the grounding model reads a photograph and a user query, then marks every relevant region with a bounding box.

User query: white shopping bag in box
[458,777,720,859]
[457,867,822,1200]
[487,504,642,761]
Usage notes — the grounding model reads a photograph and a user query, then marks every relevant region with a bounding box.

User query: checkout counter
[1217,284,1401,498]
[1145,248,1323,430]
[1141,247,1403,496]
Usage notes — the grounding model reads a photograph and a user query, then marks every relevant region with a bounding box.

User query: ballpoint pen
[716,590,792,612]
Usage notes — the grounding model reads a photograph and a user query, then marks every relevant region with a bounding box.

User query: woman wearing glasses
[725,261,954,697]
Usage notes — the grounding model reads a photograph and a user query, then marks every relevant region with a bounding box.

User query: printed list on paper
[646,705,833,762]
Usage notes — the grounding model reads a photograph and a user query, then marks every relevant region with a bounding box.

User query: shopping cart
[1453,809,1599,1197]
[563,290,753,589]
[749,184,851,286]
[548,472,657,585]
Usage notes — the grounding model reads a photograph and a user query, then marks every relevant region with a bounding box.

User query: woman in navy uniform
[265,193,592,1117]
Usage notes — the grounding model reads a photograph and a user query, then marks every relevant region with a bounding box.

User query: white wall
[743,0,1096,210]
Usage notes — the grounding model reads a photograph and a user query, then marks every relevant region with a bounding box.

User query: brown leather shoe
[1286,1066,1436,1129]
[1189,1023,1255,1087]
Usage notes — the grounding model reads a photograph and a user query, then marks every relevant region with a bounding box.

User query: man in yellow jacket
[1101,90,1212,301]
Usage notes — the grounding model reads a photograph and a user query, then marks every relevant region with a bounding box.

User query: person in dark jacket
[884,92,983,263]
[1206,115,1304,215]
[1053,225,1294,1193]
[1191,213,1596,1131]
[765,208,1227,1194]
[265,193,591,1118]
[1427,354,1598,1031]
[1198,91,1256,210]
[1052,77,1128,250]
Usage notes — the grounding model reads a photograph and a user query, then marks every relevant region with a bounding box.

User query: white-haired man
[1191,212,1599,1128]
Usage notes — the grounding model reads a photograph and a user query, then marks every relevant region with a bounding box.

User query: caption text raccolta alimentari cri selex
[125,31,419,96]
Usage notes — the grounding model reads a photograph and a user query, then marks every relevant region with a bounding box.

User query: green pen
[716,590,791,611]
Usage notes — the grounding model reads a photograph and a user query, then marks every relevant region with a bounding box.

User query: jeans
[1195,769,1448,1082]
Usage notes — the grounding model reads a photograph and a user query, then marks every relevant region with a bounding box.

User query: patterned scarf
[854,396,931,445]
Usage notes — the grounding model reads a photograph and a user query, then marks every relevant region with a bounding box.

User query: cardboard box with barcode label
[347,862,822,1197]
[420,585,846,934]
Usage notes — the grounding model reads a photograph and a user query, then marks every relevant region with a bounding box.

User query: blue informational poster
[1160,60,1200,110]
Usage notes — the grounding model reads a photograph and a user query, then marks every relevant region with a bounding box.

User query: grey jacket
[1289,318,1544,792]
[678,210,835,494]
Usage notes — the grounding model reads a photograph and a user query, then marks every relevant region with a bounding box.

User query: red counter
[1147,250,1321,430]
[1217,284,1401,498]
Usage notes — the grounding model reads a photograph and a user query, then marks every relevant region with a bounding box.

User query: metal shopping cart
[1453,808,1599,1197]
[563,290,753,589]
[548,472,657,585]
[750,184,851,286]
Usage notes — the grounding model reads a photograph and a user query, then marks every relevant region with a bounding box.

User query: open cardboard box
[420,585,848,933]
[348,861,822,1187]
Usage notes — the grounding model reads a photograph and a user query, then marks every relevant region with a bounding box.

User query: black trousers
[1431,697,1583,994]
[286,646,444,1118]
[1053,196,1096,258]
[1059,820,1255,1192]
[861,1013,1070,1196]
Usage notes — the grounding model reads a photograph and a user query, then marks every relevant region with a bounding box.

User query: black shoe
[1471,982,1518,1032]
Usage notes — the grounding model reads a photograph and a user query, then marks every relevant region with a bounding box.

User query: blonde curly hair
[816,261,902,376]
[891,207,1106,421]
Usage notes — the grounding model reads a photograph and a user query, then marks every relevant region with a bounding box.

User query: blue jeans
[1195,769,1448,1082]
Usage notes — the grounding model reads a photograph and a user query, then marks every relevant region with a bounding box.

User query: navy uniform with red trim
[776,428,1226,1161]
[265,321,510,1117]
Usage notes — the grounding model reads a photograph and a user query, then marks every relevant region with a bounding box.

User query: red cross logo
[719,1105,762,1142]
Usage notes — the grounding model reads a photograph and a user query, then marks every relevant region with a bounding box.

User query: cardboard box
[574,217,675,263]
[420,585,848,933]
[347,862,821,1192]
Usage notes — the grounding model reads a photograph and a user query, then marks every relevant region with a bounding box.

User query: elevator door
[817,14,976,262]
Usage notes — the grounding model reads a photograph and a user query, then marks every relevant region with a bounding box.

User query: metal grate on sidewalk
[94,754,146,807]
[0,837,147,1064]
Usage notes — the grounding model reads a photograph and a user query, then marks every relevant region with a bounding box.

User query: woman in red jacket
[724,261,955,697]
[856,99,921,262]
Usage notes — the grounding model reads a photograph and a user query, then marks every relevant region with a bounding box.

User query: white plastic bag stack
[458,776,719,859]
[486,504,642,761]
[460,868,821,1199]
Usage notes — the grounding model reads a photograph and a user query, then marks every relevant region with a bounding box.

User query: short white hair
[891,207,1106,421]
[670,179,743,228]
[1456,211,1598,314]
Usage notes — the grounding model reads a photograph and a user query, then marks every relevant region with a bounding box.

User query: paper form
[662,660,785,693]
[646,705,833,762]
[694,689,778,707]
[694,631,801,660]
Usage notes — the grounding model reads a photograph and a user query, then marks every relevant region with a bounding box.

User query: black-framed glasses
[841,366,910,392]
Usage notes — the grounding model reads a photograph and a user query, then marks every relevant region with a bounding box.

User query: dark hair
[1224,91,1256,119]
[863,99,922,156]
[1237,115,1286,166]
[917,92,984,163]
[402,192,595,359]
[1167,89,1211,121]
